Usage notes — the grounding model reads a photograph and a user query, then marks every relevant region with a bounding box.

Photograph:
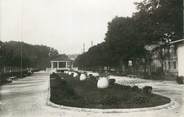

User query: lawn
[50,73,171,109]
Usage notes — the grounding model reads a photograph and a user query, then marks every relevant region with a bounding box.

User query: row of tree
[74,0,183,71]
[0,41,59,71]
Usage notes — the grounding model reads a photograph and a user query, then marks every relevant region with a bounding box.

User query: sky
[0,0,141,54]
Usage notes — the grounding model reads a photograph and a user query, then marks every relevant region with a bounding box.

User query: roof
[145,39,184,52]
[169,39,184,45]
[51,55,72,61]
[144,44,160,51]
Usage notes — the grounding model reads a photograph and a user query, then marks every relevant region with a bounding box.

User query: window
[53,62,57,68]
[59,62,66,68]
[173,61,177,69]
[168,61,171,69]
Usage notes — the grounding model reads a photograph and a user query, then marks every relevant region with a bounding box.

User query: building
[150,39,184,77]
[170,39,184,76]
[50,55,73,72]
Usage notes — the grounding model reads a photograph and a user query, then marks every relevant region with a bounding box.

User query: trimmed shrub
[132,86,139,92]
[143,86,152,95]
[121,85,132,90]
[176,76,184,84]
[50,73,59,78]
[70,73,74,77]
[89,74,94,78]
[109,79,115,85]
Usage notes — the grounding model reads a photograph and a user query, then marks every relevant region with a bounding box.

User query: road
[0,72,184,117]
[0,71,62,117]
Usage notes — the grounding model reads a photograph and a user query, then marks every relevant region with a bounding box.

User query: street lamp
[156,0,161,8]
[0,45,1,72]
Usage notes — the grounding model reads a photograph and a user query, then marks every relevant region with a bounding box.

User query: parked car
[1,77,13,84]
[6,77,13,83]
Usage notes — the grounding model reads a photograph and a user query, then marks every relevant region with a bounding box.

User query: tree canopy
[0,41,59,69]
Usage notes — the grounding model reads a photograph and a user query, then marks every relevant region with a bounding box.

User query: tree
[74,42,113,69]
[105,17,146,67]
[134,0,183,44]
[0,41,59,70]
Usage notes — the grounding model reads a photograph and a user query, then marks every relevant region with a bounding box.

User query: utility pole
[20,0,24,77]
[0,0,1,42]
[183,0,184,38]
[0,0,2,72]
[83,43,85,53]
[91,41,93,47]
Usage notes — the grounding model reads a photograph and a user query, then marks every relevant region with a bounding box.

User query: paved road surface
[0,72,62,117]
[0,72,184,117]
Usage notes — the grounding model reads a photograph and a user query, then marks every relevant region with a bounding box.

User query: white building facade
[176,40,184,76]
[50,56,73,72]
[170,39,184,76]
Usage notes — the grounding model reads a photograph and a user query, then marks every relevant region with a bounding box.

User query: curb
[46,80,178,113]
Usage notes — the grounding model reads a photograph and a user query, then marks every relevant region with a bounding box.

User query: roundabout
[48,72,178,114]
[47,95,177,113]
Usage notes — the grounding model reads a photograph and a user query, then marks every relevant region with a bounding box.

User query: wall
[177,43,184,76]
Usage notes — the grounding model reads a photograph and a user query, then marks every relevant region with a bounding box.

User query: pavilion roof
[51,55,72,61]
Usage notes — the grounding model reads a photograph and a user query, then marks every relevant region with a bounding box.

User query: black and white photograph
[0,0,184,117]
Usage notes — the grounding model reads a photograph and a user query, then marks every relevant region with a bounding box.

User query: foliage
[176,76,184,84]
[74,42,113,68]
[0,41,59,69]
[109,79,116,85]
[50,73,60,79]
[134,0,183,43]
[132,94,149,104]
[101,95,120,105]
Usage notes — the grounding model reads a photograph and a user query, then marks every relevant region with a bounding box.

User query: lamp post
[128,60,133,74]
[0,43,5,73]
[0,45,2,72]
[156,0,161,8]
[20,0,24,77]
[183,0,184,38]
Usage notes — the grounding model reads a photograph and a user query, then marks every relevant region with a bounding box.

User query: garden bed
[50,73,171,109]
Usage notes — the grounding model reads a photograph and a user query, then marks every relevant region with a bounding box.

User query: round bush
[131,86,140,92]
[109,79,116,85]
[50,73,59,78]
[176,76,184,84]
[143,86,152,95]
